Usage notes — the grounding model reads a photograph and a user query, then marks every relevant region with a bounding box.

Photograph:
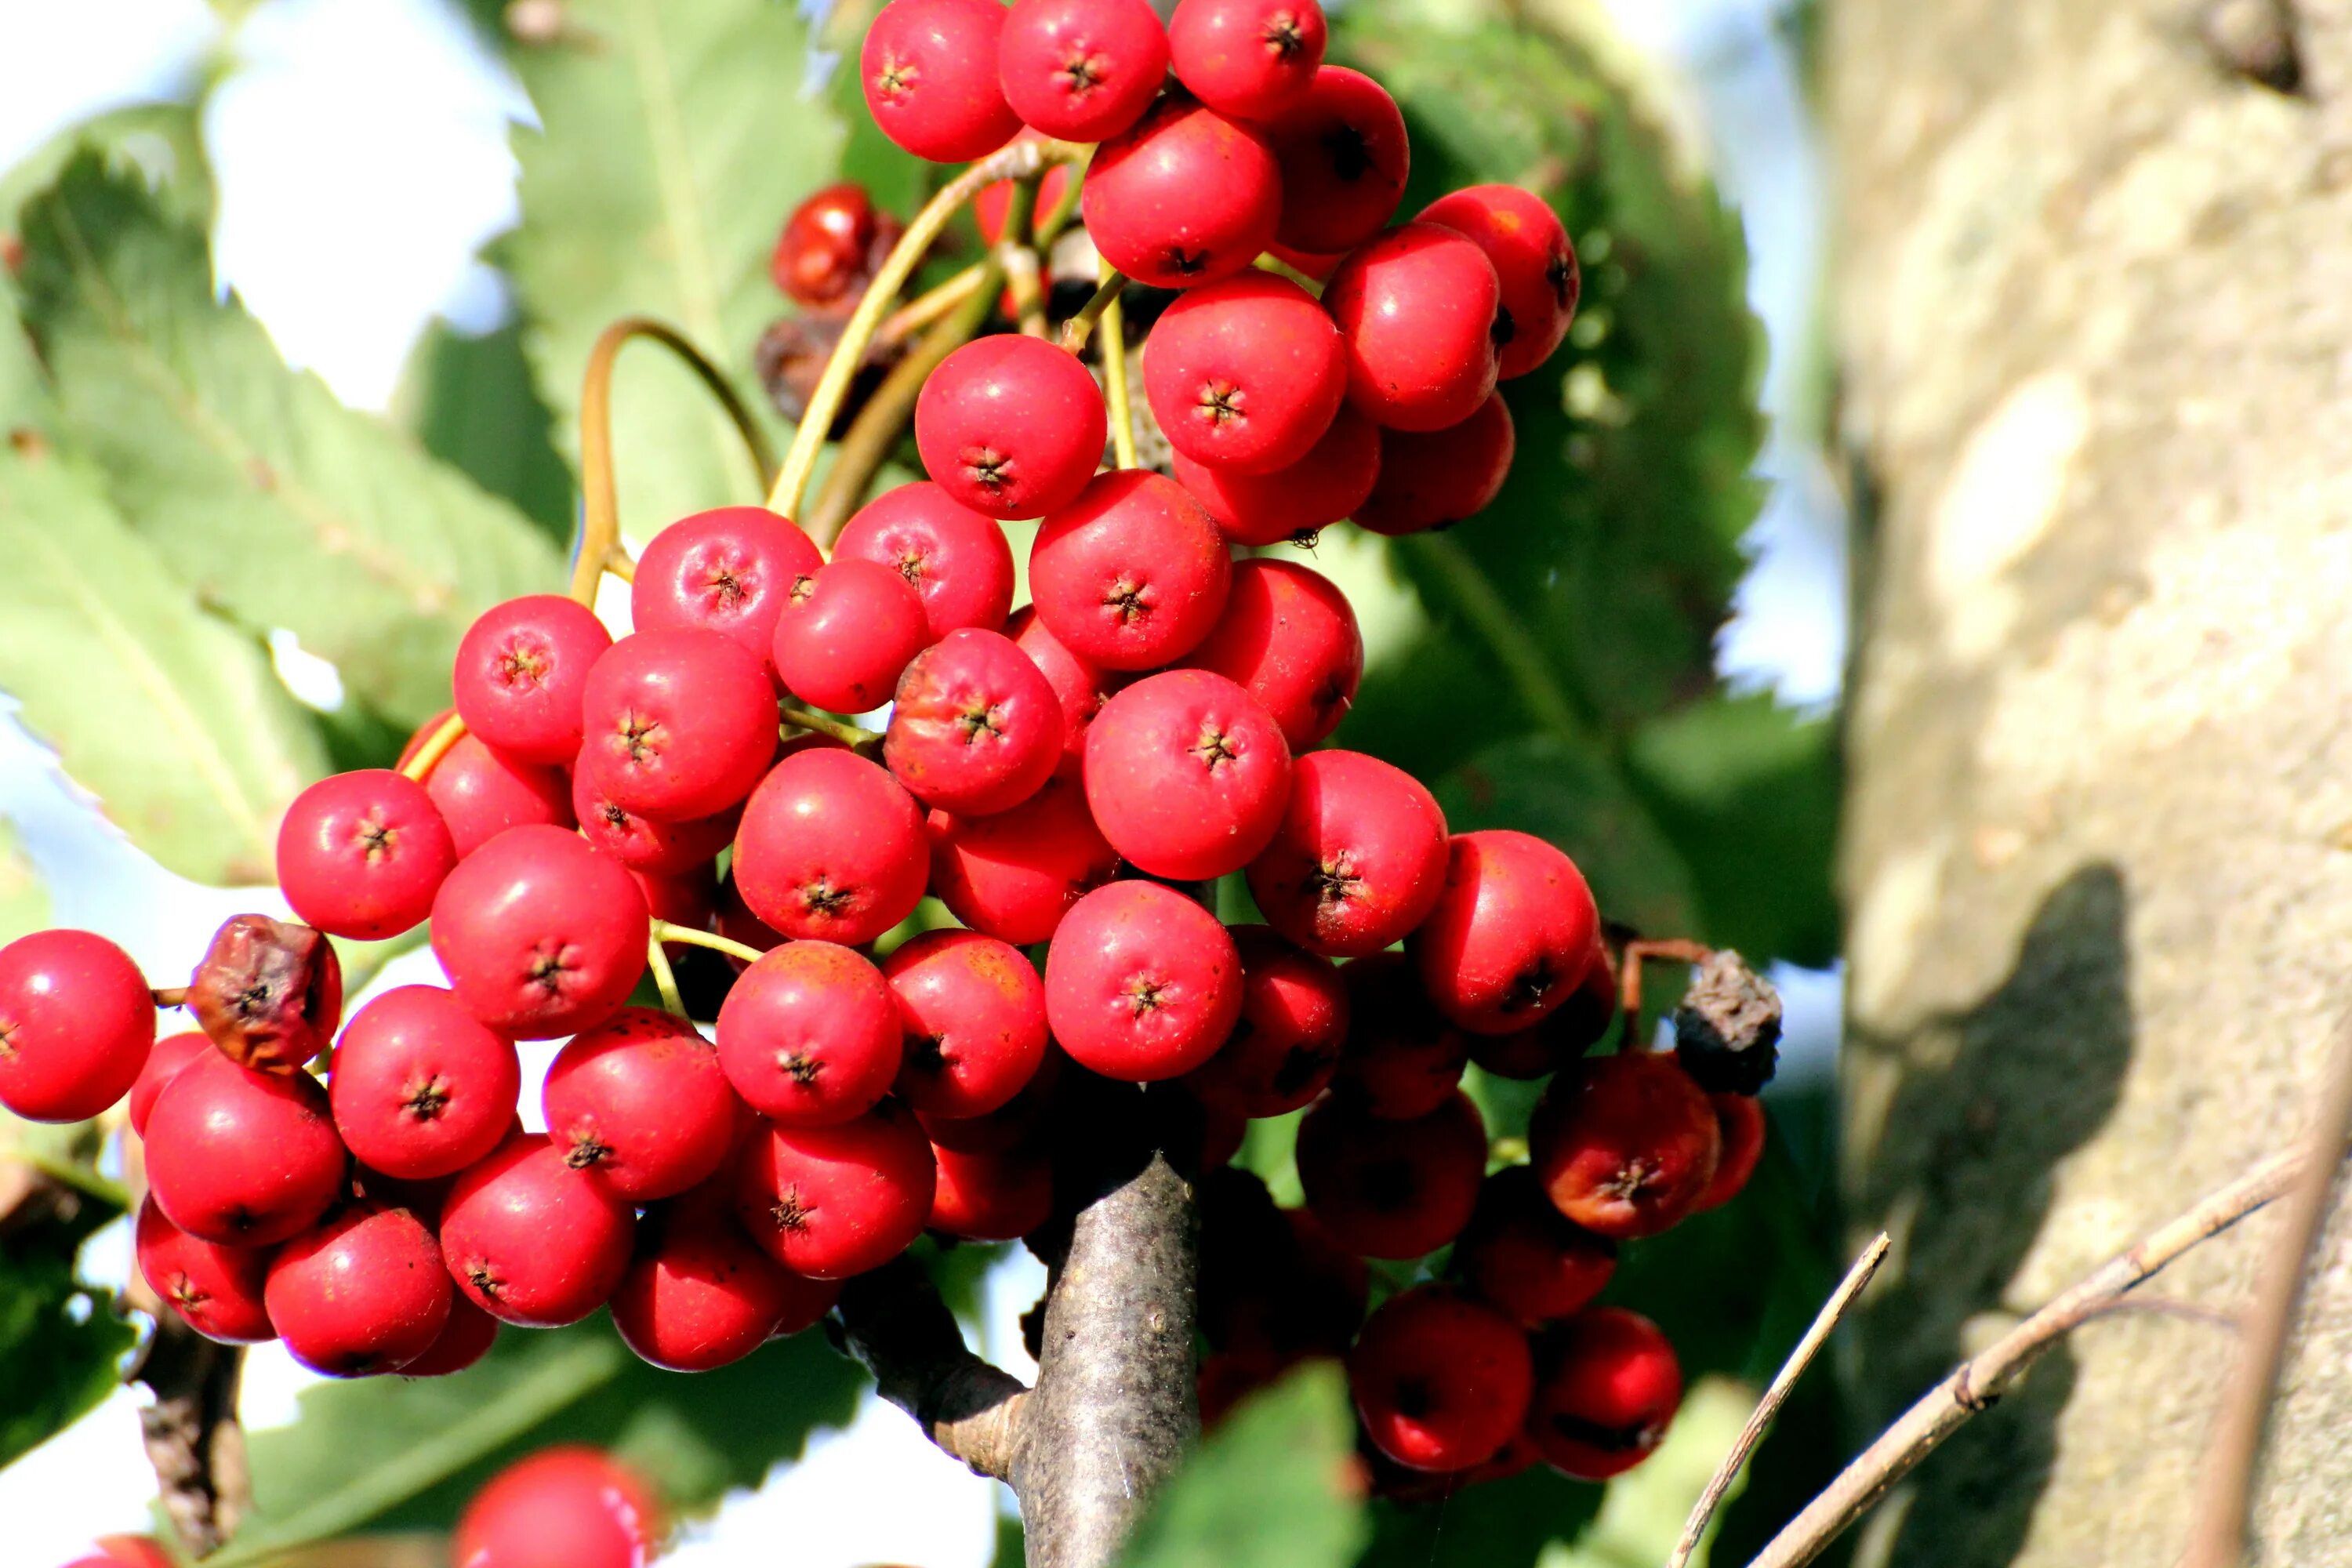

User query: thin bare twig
[833,1256,1029,1481]
[1668,1234,1891,1568]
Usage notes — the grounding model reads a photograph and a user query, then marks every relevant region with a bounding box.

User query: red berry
[1005,604,1127,762]
[1031,470,1232,672]
[430,826,648,1040]
[734,1099,937,1278]
[1043,880,1242,1082]
[631,505,822,679]
[1526,1307,1680,1480]
[1264,67,1407,254]
[277,770,456,940]
[1246,750,1448,957]
[1417,183,1578,379]
[917,1044,1065,1153]
[1295,1089,1484,1258]
[418,731,574,859]
[998,0,1169,142]
[733,749,929,946]
[774,183,890,308]
[135,1196,275,1345]
[1181,557,1362,748]
[578,629,778,823]
[543,1009,739,1200]
[1530,1052,1721,1240]
[929,1141,1054,1241]
[266,1203,452,1377]
[1325,222,1503,432]
[612,1205,837,1371]
[636,866,719,949]
[330,984,521,1181]
[398,1295,501,1377]
[146,1052,345,1246]
[1167,0,1325,120]
[572,768,739,877]
[1330,951,1468,1120]
[1353,391,1515,536]
[451,594,613,765]
[884,929,1048,1119]
[0,929,152,1123]
[926,766,1120,944]
[452,1447,661,1568]
[1469,941,1613,1080]
[1144,274,1345,474]
[128,1030,211,1137]
[835,481,1017,640]
[1171,402,1379,547]
[1692,1091,1766,1214]
[1454,1166,1615,1325]
[1411,829,1598,1034]
[717,942,902,1126]
[771,557,931,716]
[441,1134,637,1327]
[862,0,1024,162]
[1348,1284,1533,1472]
[1081,95,1282,288]
[884,627,1063,816]
[1184,925,1346,1117]
[1083,669,1292,880]
[915,336,1106,521]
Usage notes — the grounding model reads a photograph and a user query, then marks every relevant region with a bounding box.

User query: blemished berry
[734,1098,938,1278]
[1330,951,1469,1121]
[926,766,1121,944]
[185,913,343,1076]
[0,928,153,1123]
[630,505,822,681]
[1410,829,1599,1034]
[543,1009,739,1200]
[430,826,649,1040]
[773,183,893,309]
[835,481,1017,640]
[398,1295,501,1377]
[1454,1165,1616,1325]
[1184,925,1347,1119]
[572,768,740,878]
[1181,557,1363,749]
[1693,1091,1766,1213]
[1081,95,1283,288]
[1265,66,1409,255]
[1005,604,1127,763]
[916,336,1107,521]
[611,1204,837,1371]
[1529,1051,1721,1240]
[1083,670,1292,880]
[1170,402,1381,547]
[862,0,1024,162]
[146,1051,345,1246]
[1167,0,1326,120]
[276,770,456,940]
[1295,1089,1485,1259]
[415,730,575,859]
[1031,470,1232,672]
[884,628,1063,816]
[884,929,1049,1119]
[1353,392,1515,536]
[578,628,778,823]
[929,1141,1054,1241]
[1246,749,1450,958]
[1325,222,1503,432]
[1044,880,1243,1082]
[451,1447,661,1568]
[1348,1285,1534,1473]
[128,1030,211,1137]
[1468,940,1613,1080]
[1143,273,1347,475]
[1526,1307,1681,1480]
[1417,183,1579,379]
[440,1134,637,1327]
[999,0,1169,142]
[451,594,613,766]
[329,984,521,1181]
[733,749,930,946]
[771,557,931,716]
[717,941,902,1126]
[136,1196,275,1345]
[265,1204,453,1377]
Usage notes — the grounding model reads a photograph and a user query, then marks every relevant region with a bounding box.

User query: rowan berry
[1043,880,1242,1081]
[1144,273,1346,474]
[925,766,1121,944]
[732,749,930,946]
[884,928,1049,1119]
[578,628,777,823]
[631,505,822,680]
[1030,470,1232,671]
[999,0,1169,142]
[1529,1051,1721,1240]
[329,984,521,1181]
[1526,1307,1681,1480]
[771,557,931,717]
[127,1030,210,1137]
[1330,950,1468,1121]
[451,1447,661,1568]
[572,768,739,877]
[543,1008,739,1200]
[277,770,456,939]
[1183,924,1346,1118]
[1295,1089,1484,1258]
[1246,750,1449,958]
[884,628,1063,816]
[1264,66,1408,255]
[1081,95,1283,288]
[1418,183,1578,379]
[265,1203,453,1377]
[1170,403,1380,547]
[611,1203,836,1372]
[773,183,895,309]
[734,1098,937,1278]
[1468,940,1613,1080]
[1004,604,1127,762]
[414,731,574,859]
[836,482,1017,640]
[146,1051,346,1246]
[863,0,1025,162]
[1410,829,1599,1034]
[1454,1165,1615,1324]
[1181,557,1363,748]
[0,928,154,1123]
[1324,222,1502,432]
[916,336,1107,521]
[1167,0,1326,121]
[1348,1285,1533,1472]
[135,1196,275,1345]
[430,826,648,1040]
[1693,1091,1766,1213]
[441,1134,636,1327]
[1083,669,1293,880]
[398,1295,501,1377]
[929,1141,1054,1241]
[717,941,902,1126]
[451,594,612,765]
[1353,392,1515,536]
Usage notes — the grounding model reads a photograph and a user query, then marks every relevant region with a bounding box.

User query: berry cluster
[0,0,1766,1502]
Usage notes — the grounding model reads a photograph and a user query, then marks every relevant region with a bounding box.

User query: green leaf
[0,818,49,945]
[0,450,326,884]
[0,1112,136,1469]
[391,313,577,547]
[1118,1363,1367,1568]
[0,100,213,235]
[16,156,564,728]
[501,0,841,532]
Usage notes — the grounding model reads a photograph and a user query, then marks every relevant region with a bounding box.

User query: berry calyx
[450,594,613,766]
[1142,273,1347,475]
[1081,95,1283,289]
[1529,1051,1722,1240]
[439,1134,637,1327]
[0,928,154,1124]
[1083,669,1294,881]
[732,748,930,946]
[717,941,903,1126]
[276,770,456,940]
[1526,1307,1681,1480]
[1410,829,1599,1034]
[1030,470,1232,672]
[862,0,1025,162]
[329,984,521,1181]
[915,336,1108,521]
[834,481,1018,641]
[542,1008,739,1200]
[1167,0,1327,121]
[429,826,649,1040]
[733,1098,938,1279]
[264,1203,453,1377]
[998,0,1170,143]
[578,627,779,823]
[1246,750,1449,958]
[1348,1284,1533,1472]
[1043,880,1242,1082]
[884,627,1064,816]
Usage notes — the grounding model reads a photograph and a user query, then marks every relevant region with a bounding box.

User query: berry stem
[1254,251,1323,296]
[644,935,687,1019]
[397,712,470,783]
[1618,938,1715,1049]
[778,706,885,752]
[1099,263,1136,470]
[996,174,1049,338]
[646,920,768,967]
[151,985,188,1008]
[878,263,989,344]
[571,318,780,606]
[1058,268,1129,353]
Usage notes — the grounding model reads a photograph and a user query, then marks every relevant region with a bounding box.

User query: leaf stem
[996,175,1047,338]
[397,712,469,783]
[779,706,884,751]
[648,919,769,967]
[1058,269,1129,354]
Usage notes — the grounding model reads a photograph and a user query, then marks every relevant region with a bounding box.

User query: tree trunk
[1831,2,2352,1563]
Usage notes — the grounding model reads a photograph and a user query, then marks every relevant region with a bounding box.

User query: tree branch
[133,1312,249,1556]
[833,1255,1029,1482]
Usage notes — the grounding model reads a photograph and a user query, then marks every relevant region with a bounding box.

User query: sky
[0,1,1837,1563]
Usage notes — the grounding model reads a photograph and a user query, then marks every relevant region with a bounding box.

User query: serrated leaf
[1118,1363,1367,1568]
[0,100,213,235]
[502,0,843,532]
[390,313,576,547]
[16,157,564,728]
[0,819,49,945]
[0,451,325,884]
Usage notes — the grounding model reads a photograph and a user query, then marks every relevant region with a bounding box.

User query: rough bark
[835,1257,1029,1480]
[1832,2,2352,1563]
